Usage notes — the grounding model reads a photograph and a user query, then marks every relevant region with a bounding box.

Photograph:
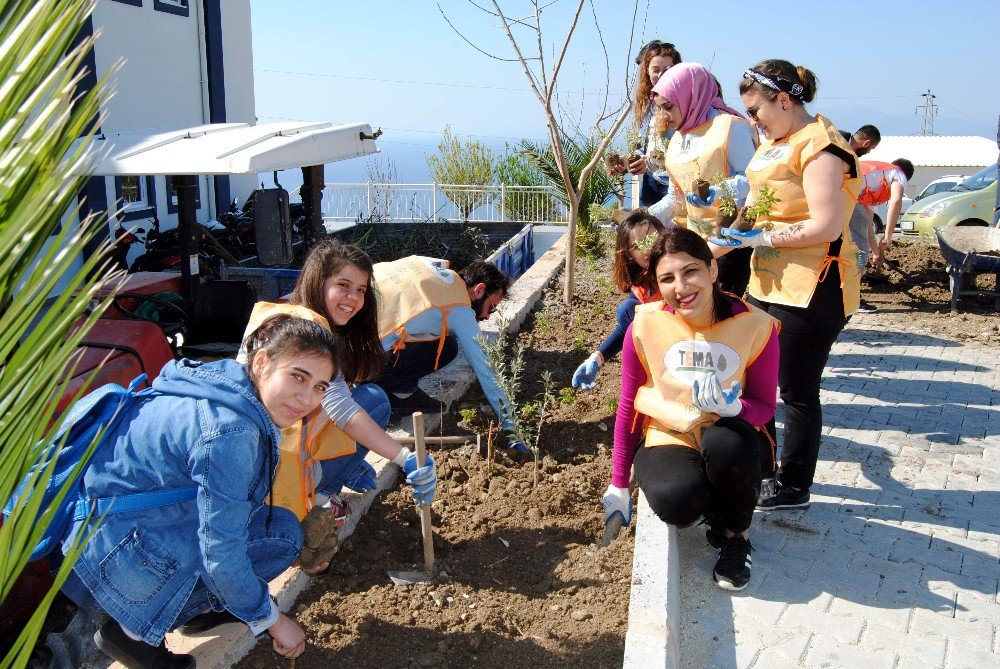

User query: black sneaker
[713,535,753,591]
[856,299,878,314]
[177,608,240,635]
[387,388,442,413]
[95,619,195,669]
[757,479,810,510]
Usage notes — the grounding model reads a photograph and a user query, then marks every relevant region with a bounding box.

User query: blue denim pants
[61,504,302,633]
[315,383,391,496]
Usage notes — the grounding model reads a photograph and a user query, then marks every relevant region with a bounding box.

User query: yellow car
[899,164,998,237]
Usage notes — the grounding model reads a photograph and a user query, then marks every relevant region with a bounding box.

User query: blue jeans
[315,383,391,496]
[597,293,642,362]
[62,505,301,634]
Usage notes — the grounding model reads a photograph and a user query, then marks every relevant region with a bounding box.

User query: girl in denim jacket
[62,315,339,667]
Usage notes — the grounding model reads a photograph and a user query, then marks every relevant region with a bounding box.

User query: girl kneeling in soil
[238,241,437,560]
[603,227,779,590]
[61,315,339,667]
[572,211,665,390]
[648,62,758,296]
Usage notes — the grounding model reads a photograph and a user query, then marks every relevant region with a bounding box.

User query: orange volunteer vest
[244,302,357,520]
[743,116,862,315]
[374,256,473,369]
[858,160,906,207]
[663,114,753,239]
[631,299,777,450]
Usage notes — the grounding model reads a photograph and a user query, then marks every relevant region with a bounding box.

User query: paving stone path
[677,320,1000,669]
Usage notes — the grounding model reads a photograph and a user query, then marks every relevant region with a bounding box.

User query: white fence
[291,183,566,224]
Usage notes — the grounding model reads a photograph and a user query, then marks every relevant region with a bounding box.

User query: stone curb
[136,232,570,668]
[624,490,681,669]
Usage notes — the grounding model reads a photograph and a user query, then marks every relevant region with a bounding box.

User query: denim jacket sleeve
[449,307,516,431]
[189,423,274,627]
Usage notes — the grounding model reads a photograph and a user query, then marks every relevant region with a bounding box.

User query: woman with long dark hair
[239,240,436,523]
[604,227,779,590]
[63,315,338,667]
[571,211,665,390]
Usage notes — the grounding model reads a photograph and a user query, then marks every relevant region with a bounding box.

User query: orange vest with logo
[631,299,777,449]
[374,256,473,369]
[244,302,357,520]
[663,114,753,240]
[858,160,905,207]
[744,116,862,315]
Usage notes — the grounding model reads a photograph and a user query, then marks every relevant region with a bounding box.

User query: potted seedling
[691,172,740,238]
[732,183,780,232]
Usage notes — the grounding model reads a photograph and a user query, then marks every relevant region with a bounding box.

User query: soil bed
[861,237,999,344]
[238,235,995,669]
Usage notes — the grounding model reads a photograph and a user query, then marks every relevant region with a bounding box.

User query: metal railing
[291,182,566,224]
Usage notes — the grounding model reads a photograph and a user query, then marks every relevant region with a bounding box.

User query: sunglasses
[635,40,676,64]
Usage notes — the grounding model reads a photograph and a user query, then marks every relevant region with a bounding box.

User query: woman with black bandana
[710,59,861,511]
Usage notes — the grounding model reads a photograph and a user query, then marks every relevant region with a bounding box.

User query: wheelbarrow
[934,227,1000,312]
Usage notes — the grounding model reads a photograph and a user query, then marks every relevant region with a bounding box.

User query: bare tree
[439,0,639,303]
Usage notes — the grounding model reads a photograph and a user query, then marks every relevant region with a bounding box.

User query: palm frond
[0,1,119,666]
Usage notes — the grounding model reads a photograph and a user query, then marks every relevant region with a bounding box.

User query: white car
[914,175,967,201]
[871,175,967,234]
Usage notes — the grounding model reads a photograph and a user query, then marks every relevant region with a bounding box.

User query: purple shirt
[611,298,779,488]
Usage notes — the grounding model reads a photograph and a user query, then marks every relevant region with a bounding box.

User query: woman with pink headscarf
[647,62,758,296]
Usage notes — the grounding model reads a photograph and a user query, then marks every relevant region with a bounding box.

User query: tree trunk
[563,197,579,303]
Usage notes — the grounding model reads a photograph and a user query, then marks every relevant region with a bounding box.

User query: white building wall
[219,0,259,202]
[90,0,257,230]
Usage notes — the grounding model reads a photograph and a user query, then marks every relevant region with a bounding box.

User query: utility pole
[916,89,937,136]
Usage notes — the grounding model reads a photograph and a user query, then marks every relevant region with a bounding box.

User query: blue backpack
[3,374,196,562]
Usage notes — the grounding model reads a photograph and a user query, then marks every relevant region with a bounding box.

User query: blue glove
[686,186,718,207]
[508,436,532,456]
[399,449,437,507]
[708,227,773,248]
[602,485,632,525]
[341,459,377,493]
[571,353,601,390]
[691,373,743,418]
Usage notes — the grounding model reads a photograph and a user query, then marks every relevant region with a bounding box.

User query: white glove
[602,484,632,525]
[691,373,743,418]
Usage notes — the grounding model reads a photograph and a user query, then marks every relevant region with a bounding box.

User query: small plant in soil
[558,387,576,406]
[478,321,557,487]
[572,333,588,353]
[603,395,619,415]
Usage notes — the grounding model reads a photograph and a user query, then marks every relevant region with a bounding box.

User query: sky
[250,0,1000,184]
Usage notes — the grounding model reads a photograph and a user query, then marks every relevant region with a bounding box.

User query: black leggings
[716,247,753,298]
[634,418,774,533]
[748,265,848,490]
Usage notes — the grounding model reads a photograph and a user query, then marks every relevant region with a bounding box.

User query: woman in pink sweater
[602,226,779,590]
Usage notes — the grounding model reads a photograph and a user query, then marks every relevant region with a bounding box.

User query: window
[153,0,189,17]
[111,0,143,6]
[115,175,156,222]
[166,176,202,214]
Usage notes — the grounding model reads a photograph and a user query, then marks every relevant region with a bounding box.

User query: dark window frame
[110,0,143,6]
[153,0,190,17]
[166,175,202,214]
[114,175,157,222]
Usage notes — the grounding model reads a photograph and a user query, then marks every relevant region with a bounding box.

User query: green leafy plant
[478,322,556,487]
[495,146,559,222]
[0,1,118,666]
[558,387,576,406]
[572,334,589,353]
[603,396,619,415]
[426,124,495,222]
[518,133,622,256]
[741,184,781,230]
